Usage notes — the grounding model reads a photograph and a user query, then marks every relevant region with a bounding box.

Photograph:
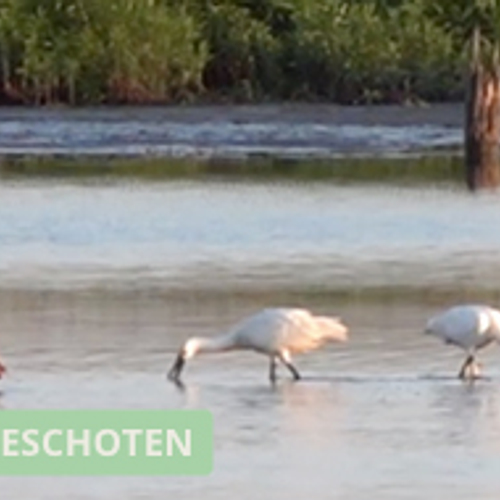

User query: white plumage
[425,304,500,379]
[167,307,348,383]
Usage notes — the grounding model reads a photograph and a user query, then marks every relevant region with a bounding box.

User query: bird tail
[316,316,349,342]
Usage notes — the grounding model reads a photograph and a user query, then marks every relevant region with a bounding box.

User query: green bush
[200,2,282,99]
[282,0,462,103]
[0,0,470,104]
[0,0,207,104]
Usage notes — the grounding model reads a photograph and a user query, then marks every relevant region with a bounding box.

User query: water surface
[1,177,499,499]
[0,104,461,158]
[1,292,500,499]
[0,179,499,293]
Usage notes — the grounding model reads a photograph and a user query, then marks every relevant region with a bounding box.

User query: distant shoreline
[0,104,463,161]
[0,102,464,126]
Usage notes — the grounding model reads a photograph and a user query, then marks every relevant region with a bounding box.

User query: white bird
[167,307,348,383]
[425,304,500,379]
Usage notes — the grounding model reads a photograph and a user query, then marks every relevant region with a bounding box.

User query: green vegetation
[0,0,471,105]
[0,154,463,184]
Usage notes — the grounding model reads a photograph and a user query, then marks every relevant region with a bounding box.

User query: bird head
[167,338,203,382]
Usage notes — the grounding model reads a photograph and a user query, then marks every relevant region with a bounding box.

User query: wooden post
[465,26,500,190]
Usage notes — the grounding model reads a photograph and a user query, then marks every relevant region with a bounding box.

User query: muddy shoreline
[0,102,464,125]
[0,103,463,159]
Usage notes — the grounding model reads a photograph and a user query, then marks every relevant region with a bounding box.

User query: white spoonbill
[167,307,348,383]
[425,304,500,379]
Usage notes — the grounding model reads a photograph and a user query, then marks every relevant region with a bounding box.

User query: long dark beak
[167,353,185,381]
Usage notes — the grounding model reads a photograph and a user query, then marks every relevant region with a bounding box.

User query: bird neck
[196,334,236,354]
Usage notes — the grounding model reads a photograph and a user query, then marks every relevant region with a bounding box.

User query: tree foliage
[0,0,475,104]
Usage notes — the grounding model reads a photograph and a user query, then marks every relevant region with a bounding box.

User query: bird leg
[278,351,301,381]
[286,362,301,381]
[458,354,475,380]
[269,356,277,383]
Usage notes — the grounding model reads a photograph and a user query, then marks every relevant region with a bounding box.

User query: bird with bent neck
[167,307,349,384]
[425,304,500,379]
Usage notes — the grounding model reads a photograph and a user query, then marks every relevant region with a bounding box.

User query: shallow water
[1,178,500,498]
[1,293,500,499]
[0,104,461,158]
[1,179,500,293]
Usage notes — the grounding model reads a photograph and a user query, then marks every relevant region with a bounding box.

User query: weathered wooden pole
[465,26,500,190]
